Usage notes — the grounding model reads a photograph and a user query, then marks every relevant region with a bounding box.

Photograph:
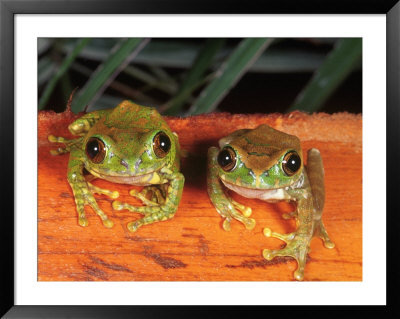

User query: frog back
[103,100,171,132]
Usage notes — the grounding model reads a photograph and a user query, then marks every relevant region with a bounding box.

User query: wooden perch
[38,110,362,281]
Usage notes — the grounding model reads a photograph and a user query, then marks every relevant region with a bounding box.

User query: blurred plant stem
[164,39,226,115]
[38,38,91,110]
[288,38,362,112]
[187,38,273,115]
[71,38,149,113]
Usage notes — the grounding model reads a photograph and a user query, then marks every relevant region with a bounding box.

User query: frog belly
[221,179,288,202]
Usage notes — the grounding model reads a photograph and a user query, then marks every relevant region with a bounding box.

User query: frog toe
[294,268,305,281]
[127,221,140,232]
[316,220,335,249]
[102,218,114,228]
[78,217,89,227]
[88,182,119,199]
[112,200,124,210]
[230,199,252,217]
[263,228,295,242]
[324,240,335,249]
[222,218,232,231]
[262,248,272,260]
[244,218,256,230]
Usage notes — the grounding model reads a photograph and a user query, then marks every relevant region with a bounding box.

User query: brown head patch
[230,124,301,174]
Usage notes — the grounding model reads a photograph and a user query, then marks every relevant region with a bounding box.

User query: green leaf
[124,65,177,95]
[288,38,362,112]
[164,38,226,115]
[71,38,148,113]
[38,38,91,109]
[64,39,327,73]
[187,38,273,115]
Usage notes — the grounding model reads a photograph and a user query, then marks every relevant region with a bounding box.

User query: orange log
[38,110,362,281]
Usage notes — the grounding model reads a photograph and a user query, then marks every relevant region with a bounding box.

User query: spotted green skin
[49,100,184,232]
[207,124,335,280]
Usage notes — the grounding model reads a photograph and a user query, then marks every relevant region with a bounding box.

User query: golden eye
[85,137,106,164]
[282,151,301,176]
[217,147,237,172]
[153,131,171,158]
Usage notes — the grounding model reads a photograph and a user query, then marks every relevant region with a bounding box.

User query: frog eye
[85,137,106,164]
[282,151,301,176]
[217,147,237,172]
[153,131,171,158]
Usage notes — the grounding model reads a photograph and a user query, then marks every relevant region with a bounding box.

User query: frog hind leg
[68,149,114,228]
[207,147,255,231]
[112,170,184,232]
[262,150,335,280]
[306,148,335,249]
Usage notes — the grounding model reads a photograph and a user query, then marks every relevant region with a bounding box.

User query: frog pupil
[217,147,236,172]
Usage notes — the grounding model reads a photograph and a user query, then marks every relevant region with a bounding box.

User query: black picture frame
[1,0,399,317]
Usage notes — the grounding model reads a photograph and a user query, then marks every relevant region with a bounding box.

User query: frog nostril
[120,159,129,170]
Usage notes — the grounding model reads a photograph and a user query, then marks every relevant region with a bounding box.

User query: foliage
[38,38,361,115]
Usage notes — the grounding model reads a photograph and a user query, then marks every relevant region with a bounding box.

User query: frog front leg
[67,148,115,228]
[207,147,255,231]
[112,168,184,232]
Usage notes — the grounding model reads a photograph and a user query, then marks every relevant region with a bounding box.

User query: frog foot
[220,199,255,231]
[112,201,173,232]
[230,199,252,217]
[262,228,310,281]
[129,186,165,206]
[220,208,256,231]
[48,135,82,155]
[75,193,114,229]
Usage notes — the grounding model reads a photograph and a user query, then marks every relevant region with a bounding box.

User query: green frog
[49,100,184,232]
[207,124,335,280]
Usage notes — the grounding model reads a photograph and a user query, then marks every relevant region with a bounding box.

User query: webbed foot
[129,186,166,206]
[262,228,309,281]
[262,220,335,280]
[48,135,82,155]
[112,201,174,232]
[221,198,255,231]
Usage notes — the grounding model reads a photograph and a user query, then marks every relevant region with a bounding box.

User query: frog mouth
[220,178,288,201]
[88,168,161,186]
